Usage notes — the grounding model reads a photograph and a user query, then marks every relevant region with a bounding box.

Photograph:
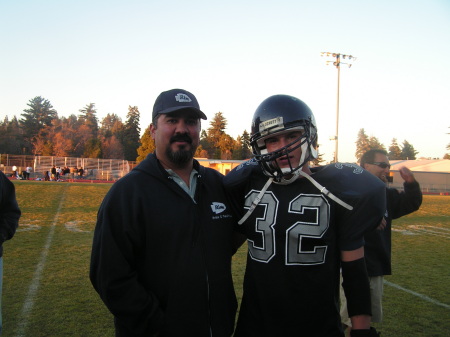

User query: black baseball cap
[152,89,207,120]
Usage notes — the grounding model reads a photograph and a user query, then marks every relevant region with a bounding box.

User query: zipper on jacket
[195,174,213,337]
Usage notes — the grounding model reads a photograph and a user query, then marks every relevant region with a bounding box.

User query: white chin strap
[237,160,354,225]
[295,170,353,211]
[238,177,274,225]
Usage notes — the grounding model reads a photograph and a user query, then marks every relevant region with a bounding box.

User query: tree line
[2,96,438,164]
[354,128,421,162]
[0,96,254,162]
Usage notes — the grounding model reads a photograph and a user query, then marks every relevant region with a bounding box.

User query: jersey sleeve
[223,159,260,233]
[322,164,386,251]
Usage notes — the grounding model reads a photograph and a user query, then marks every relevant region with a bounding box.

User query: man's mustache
[170,134,192,144]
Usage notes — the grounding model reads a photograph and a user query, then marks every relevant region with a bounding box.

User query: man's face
[264,130,304,170]
[364,153,391,183]
[151,111,201,167]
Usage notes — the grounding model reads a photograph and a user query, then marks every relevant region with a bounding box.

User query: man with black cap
[90,89,238,337]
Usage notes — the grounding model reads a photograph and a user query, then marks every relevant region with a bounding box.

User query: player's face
[264,130,303,170]
[364,153,390,183]
[151,111,201,168]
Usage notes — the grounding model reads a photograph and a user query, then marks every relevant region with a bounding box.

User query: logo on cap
[175,93,192,103]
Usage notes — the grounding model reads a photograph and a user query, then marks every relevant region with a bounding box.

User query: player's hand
[399,166,415,183]
[376,217,386,230]
[350,327,380,336]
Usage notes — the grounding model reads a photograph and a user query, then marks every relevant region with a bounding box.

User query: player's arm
[341,248,379,336]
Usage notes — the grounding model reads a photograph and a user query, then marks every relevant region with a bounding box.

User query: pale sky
[1,0,449,163]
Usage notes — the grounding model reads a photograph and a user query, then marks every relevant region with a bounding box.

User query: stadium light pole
[321,52,356,163]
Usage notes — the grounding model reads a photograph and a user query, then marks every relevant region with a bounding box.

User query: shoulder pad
[315,163,385,198]
[224,158,260,188]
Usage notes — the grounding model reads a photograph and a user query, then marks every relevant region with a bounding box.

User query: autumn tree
[231,130,252,160]
[100,114,125,159]
[217,133,235,159]
[79,103,99,135]
[204,112,235,159]
[101,135,124,159]
[72,103,100,157]
[232,135,244,160]
[136,126,155,162]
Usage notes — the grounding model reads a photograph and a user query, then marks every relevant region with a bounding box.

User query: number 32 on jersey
[244,190,330,266]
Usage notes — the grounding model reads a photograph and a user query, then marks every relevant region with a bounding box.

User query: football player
[224,94,384,337]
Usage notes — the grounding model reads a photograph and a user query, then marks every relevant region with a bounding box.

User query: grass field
[3,180,450,337]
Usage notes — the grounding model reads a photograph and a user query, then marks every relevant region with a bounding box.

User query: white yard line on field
[14,187,67,337]
[384,280,450,310]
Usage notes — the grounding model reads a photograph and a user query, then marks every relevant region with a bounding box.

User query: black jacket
[90,154,237,337]
[364,181,422,276]
[0,171,20,257]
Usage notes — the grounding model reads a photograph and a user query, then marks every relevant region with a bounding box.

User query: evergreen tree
[199,129,214,158]
[0,116,24,154]
[401,140,418,160]
[241,130,252,159]
[217,133,234,159]
[84,138,103,158]
[231,135,243,160]
[354,128,371,162]
[20,96,58,153]
[206,112,234,159]
[122,106,141,161]
[72,103,99,157]
[100,113,123,138]
[368,136,385,151]
[79,103,99,135]
[388,138,402,159]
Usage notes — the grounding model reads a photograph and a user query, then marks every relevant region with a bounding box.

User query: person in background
[56,167,61,181]
[51,166,57,180]
[340,149,422,335]
[90,89,238,337]
[70,167,77,179]
[11,166,18,179]
[25,166,32,180]
[224,94,385,337]
[0,170,21,334]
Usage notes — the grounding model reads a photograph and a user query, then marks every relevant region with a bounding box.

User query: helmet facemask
[252,123,318,184]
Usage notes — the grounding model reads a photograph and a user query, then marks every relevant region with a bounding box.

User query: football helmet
[250,94,318,183]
